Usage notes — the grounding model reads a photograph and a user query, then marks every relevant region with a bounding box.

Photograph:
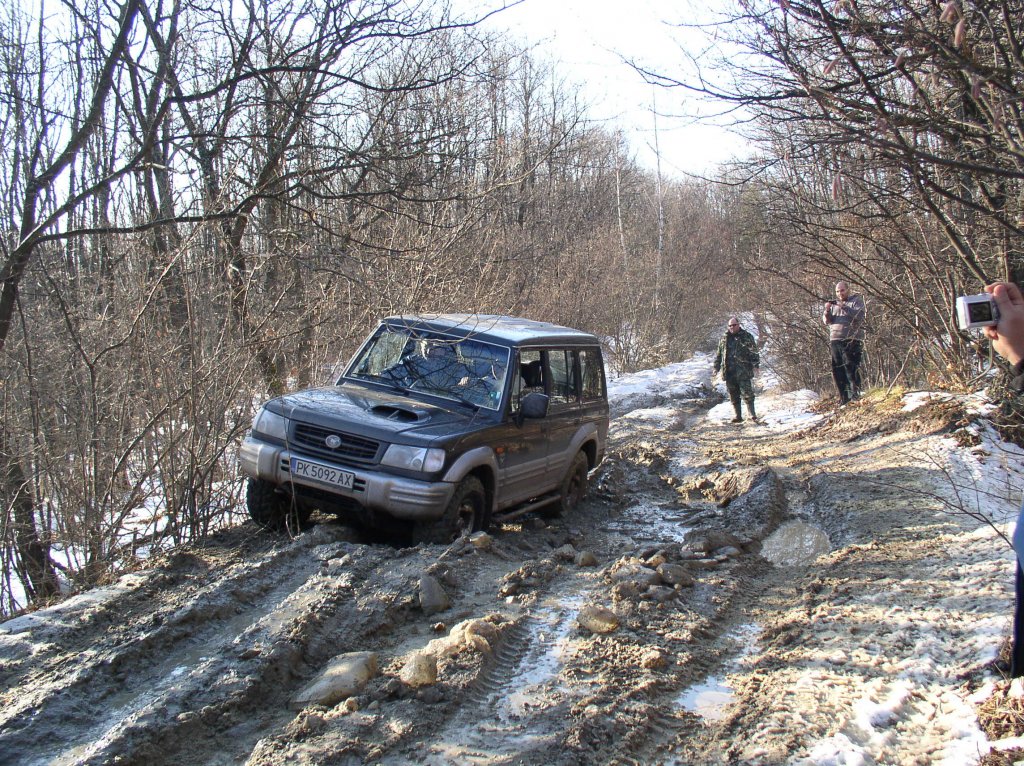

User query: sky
[462,0,746,178]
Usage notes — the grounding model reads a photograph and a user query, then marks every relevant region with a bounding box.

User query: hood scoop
[370,404,425,423]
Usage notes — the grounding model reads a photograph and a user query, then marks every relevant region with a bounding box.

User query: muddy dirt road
[0,388,1018,765]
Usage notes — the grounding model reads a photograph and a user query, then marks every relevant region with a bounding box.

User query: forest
[1,0,1021,616]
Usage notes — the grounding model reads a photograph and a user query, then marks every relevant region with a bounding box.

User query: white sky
[464,0,746,178]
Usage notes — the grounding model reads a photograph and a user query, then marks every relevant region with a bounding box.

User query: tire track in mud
[562,554,779,766]
[7,390,825,766]
[0,528,345,766]
[374,413,787,765]
[65,538,438,766]
[111,532,542,766]
[608,409,941,766]
[578,417,829,766]
[394,587,595,764]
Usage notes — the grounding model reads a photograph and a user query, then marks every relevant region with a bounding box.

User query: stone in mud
[641,649,670,669]
[578,605,620,634]
[686,529,744,554]
[399,652,437,687]
[291,651,378,710]
[553,544,578,561]
[417,685,445,704]
[468,531,492,549]
[714,546,743,559]
[646,552,668,568]
[425,617,499,657]
[687,558,720,570]
[645,586,677,603]
[611,581,643,602]
[418,575,450,615]
[574,550,598,567]
[656,563,695,587]
[609,558,660,587]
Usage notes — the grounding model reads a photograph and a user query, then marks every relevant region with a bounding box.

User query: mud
[0,390,1016,765]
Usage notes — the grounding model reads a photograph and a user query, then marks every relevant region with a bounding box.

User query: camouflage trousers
[725,373,756,417]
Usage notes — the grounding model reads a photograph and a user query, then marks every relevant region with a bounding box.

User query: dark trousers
[1013,499,1024,676]
[830,339,862,403]
[725,373,756,417]
[1014,564,1024,676]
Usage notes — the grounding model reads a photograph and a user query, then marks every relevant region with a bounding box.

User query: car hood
[267,384,483,442]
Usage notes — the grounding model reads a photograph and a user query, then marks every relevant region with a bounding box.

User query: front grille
[291,422,381,466]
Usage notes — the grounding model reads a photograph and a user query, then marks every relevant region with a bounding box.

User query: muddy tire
[246,478,310,532]
[546,452,589,518]
[413,476,488,544]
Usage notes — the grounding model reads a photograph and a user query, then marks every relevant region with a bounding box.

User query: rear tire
[413,476,488,544]
[246,478,310,533]
[546,452,589,518]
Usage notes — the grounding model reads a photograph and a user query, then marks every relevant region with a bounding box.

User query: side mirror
[520,392,549,420]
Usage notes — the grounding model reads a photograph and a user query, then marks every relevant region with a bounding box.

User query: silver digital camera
[956,293,1000,330]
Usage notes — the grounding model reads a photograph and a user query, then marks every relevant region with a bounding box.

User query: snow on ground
[612,352,1024,765]
[607,352,716,409]
[8,347,1024,765]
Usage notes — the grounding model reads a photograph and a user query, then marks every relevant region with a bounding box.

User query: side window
[511,349,544,411]
[548,349,578,406]
[580,348,605,401]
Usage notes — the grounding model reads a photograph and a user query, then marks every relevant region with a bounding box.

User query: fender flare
[568,422,599,466]
[442,447,499,511]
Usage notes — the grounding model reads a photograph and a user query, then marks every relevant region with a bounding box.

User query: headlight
[381,445,445,472]
[251,408,289,441]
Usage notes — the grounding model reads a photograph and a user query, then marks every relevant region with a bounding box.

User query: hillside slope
[1,370,1022,765]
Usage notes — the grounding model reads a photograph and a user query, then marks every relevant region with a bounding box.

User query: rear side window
[548,349,578,405]
[580,348,605,401]
[511,349,545,411]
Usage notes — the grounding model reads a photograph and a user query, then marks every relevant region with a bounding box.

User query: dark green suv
[238,315,609,541]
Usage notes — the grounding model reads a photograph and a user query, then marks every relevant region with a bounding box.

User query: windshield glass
[345,325,510,411]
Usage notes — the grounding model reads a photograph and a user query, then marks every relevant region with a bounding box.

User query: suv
[238,314,609,541]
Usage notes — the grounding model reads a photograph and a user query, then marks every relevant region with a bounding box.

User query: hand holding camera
[956,293,1000,330]
[980,282,1024,367]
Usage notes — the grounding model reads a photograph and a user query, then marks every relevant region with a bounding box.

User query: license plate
[290,457,355,491]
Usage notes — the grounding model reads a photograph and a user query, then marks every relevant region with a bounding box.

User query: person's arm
[848,295,867,337]
[747,333,760,370]
[822,301,834,326]
[985,282,1024,368]
[713,339,723,373]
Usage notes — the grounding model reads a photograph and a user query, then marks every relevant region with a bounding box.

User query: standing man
[983,281,1024,675]
[714,317,760,423]
[823,281,867,405]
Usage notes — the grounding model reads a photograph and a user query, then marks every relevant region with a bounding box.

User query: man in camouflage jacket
[713,317,760,423]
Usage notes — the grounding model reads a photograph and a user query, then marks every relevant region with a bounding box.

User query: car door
[543,348,582,485]
[577,346,609,461]
[493,348,551,507]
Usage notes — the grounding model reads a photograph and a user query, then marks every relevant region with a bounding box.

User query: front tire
[246,478,310,532]
[413,476,488,544]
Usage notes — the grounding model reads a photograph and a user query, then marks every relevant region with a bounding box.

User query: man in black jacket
[714,317,760,423]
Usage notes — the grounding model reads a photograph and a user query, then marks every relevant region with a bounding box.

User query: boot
[731,405,743,423]
[746,399,758,423]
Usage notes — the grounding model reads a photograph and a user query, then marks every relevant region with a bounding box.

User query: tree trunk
[2,451,58,603]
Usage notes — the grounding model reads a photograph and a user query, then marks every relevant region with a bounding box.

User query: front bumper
[238,436,455,521]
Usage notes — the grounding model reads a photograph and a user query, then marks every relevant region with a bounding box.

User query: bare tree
[636,0,1024,388]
